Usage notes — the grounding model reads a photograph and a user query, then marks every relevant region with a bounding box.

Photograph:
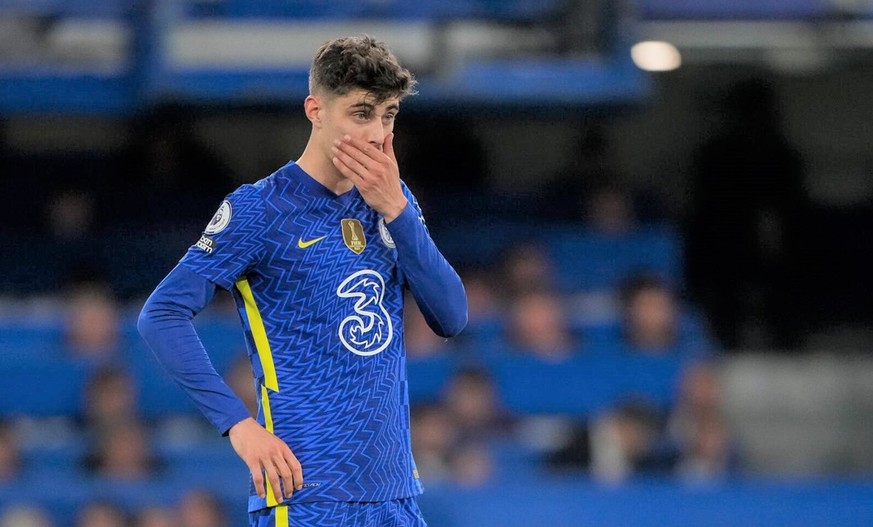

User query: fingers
[331,155,366,188]
[331,143,370,180]
[332,135,399,187]
[277,463,294,498]
[258,452,302,502]
[383,132,396,163]
[264,463,283,503]
[276,450,303,498]
[340,135,384,161]
[285,450,304,492]
[229,419,303,503]
[248,461,267,499]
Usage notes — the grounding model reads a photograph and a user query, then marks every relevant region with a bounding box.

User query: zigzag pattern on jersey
[233,164,421,508]
[180,182,271,291]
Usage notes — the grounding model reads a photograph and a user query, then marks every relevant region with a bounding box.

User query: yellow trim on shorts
[236,276,279,392]
[275,504,289,527]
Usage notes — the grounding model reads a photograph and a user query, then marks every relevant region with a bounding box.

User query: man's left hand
[331,133,408,222]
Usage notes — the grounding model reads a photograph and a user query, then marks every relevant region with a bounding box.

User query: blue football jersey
[179,162,423,510]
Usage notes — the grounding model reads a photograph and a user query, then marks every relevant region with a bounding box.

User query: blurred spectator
[412,368,509,488]
[447,441,494,488]
[46,189,95,240]
[63,283,120,362]
[589,400,666,484]
[544,421,591,474]
[226,354,257,417]
[668,362,722,435]
[619,274,712,359]
[443,368,513,442]
[499,243,555,299]
[88,419,155,480]
[75,501,127,527]
[688,77,807,349]
[620,275,678,351]
[540,124,622,222]
[506,290,578,361]
[453,269,501,354]
[132,507,175,527]
[410,403,458,483]
[674,410,737,482]
[179,489,227,527]
[0,505,54,527]
[0,421,22,482]
[668,363,739,482]
[586,185,637,235]
[458,268,500,329]
[82,366,139,429]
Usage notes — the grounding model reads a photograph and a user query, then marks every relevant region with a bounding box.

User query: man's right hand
[228,417,303,502]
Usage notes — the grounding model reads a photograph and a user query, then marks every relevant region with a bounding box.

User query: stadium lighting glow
[631,41,682,72]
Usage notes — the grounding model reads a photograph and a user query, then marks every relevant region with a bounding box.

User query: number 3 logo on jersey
[336,269,394,356]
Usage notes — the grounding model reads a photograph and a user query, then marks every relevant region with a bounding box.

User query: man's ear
[304,95,323,127]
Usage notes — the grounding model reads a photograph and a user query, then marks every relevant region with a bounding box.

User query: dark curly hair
[309,35,417,103]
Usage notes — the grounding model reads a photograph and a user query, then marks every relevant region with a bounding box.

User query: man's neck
[296,145,354,196]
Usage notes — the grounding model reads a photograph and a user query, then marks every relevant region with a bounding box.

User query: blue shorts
[248,498,427,527]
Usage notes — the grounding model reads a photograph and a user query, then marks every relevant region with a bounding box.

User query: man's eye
[384,114,397,121]
[354,112,369,120]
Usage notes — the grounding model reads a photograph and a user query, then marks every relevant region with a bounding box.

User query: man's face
[319,89,400,154]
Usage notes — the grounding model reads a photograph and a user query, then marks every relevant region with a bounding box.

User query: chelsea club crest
[378,217,395,249]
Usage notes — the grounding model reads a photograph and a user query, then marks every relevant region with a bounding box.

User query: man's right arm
[137,263,250,434]
[137,264,302,500]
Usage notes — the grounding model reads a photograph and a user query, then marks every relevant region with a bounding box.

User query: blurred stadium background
[2,0,873,526]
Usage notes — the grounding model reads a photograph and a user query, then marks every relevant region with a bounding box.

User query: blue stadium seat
[182,0,564,21]
[489,351,687,417]
[0,360,88,416]
[0,320,65,363]
[156,440,247,485]
[19,433,88,486]
[184,0,368,19]
[579,313,716,362]
[21,439,87,471]
[406,354,457,404]
[490,353,626,417]
[637,0,830,20]
[434,220,540,267]
[0,0,130,18]
[418,478,873,527]
[489,439,543,480]
[543,224,682,293]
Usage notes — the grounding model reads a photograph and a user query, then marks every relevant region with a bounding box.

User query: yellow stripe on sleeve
[236,277,279,392]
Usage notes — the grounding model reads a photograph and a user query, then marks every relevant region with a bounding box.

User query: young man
[138,36,467,527]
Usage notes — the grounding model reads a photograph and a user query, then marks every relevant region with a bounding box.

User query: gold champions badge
[341,219,366,255]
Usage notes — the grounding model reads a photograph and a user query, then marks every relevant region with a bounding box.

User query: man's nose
[366,119,384,150]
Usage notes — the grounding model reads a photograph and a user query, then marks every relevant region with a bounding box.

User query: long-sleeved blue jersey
[138,161,467,512]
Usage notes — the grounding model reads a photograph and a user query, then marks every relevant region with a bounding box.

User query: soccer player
[137,36,467,527]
